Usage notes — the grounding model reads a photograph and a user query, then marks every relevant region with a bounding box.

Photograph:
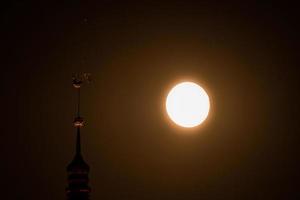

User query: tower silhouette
[66,74,91,200]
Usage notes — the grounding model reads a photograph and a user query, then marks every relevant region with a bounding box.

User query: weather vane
[72,73,91,128]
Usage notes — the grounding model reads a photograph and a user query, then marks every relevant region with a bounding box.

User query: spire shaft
[77,88,80,117]
[76,127,81,155]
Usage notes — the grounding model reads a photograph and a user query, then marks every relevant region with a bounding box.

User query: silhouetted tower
[66,74,91,200]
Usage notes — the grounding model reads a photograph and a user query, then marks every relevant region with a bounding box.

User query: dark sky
[1,1,299,200]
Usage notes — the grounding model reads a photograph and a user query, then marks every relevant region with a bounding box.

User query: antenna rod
[77,88,80,117]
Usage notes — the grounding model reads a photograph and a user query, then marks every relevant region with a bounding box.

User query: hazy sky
[2,1,299,200]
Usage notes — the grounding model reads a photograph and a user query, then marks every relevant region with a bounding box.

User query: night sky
[2,1,299,200]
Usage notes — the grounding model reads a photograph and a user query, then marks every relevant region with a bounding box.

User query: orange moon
[166,82,210,128]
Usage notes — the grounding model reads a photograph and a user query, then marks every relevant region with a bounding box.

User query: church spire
[66,73,91,200]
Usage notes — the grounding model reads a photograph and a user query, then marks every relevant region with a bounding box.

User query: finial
[72,73,92,89]
[72,73,91,127]
[73,117,84,128]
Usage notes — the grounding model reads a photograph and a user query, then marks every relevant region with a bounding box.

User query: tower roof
[67,153,90,172]
[67,128,90,172]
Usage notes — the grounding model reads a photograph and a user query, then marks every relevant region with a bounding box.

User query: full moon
[166,82,210,128]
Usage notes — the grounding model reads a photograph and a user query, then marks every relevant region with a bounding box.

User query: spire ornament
[72,73,91,128]
[66,73,91,200]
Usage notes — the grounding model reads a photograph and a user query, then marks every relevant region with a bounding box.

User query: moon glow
[166,82,210,128]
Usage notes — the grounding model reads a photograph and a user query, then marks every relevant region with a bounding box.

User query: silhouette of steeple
[66,74,91,200]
